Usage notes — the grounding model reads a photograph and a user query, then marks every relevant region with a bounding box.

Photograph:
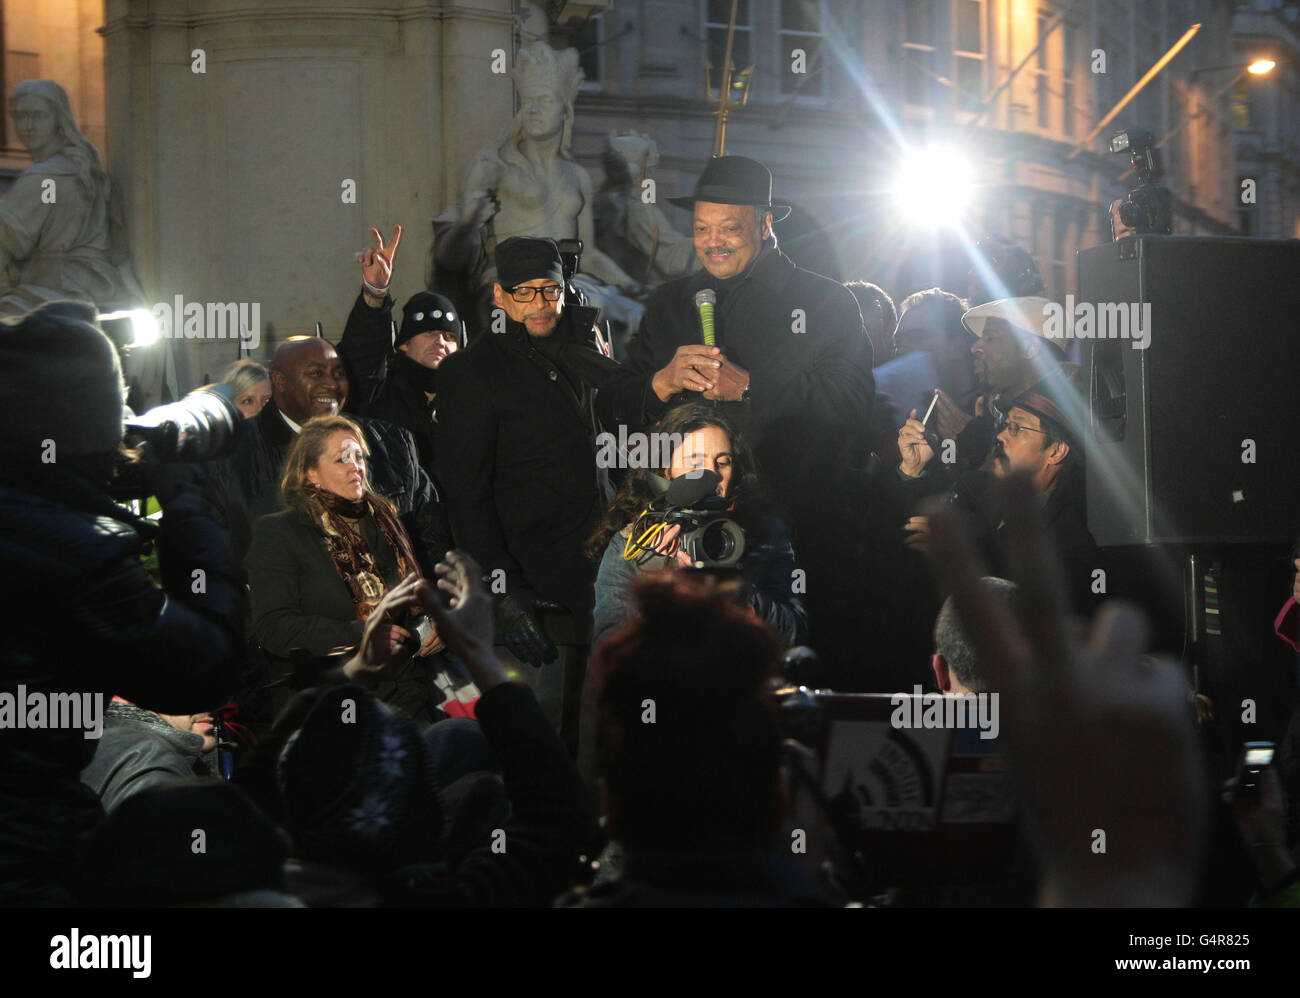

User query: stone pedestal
[102,0,514,392]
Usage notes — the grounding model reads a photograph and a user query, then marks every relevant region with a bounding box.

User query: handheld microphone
[694,289,716,347]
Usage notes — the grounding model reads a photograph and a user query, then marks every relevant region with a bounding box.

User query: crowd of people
[1,154,1297,909]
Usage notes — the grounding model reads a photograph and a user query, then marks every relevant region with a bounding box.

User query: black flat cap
[495,236,564,289]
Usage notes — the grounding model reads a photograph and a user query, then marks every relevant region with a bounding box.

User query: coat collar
[256,400,297,452]
[684,243,796,299]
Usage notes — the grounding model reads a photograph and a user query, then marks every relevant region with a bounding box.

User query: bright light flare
[892,148,975,227]
[97,308,160,347]
[1247,59,1276,75]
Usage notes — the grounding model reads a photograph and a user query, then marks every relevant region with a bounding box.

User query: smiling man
[620,155,874,678]
[204,334,452,590]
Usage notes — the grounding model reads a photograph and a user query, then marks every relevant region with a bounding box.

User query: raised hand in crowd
[925,473,1208,906]
[341,574,421,687]
[897,407,936,478]
[356,224,403,304]
[416,550,510,693]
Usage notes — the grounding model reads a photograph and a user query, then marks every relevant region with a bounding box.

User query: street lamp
[1157,58,1277,149]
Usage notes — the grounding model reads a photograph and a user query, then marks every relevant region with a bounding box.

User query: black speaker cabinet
[1079,236,1300,547]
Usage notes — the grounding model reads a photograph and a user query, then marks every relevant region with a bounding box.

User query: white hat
[961,296,1057,342]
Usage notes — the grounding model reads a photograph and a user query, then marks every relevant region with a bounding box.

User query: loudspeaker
[1079,236,1300,546]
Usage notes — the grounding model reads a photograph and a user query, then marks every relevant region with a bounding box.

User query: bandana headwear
[1008,375,1084,446]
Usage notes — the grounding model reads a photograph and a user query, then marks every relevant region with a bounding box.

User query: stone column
[102,0,514,393]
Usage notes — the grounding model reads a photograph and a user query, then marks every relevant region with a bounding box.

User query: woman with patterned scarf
[246,415,449,727]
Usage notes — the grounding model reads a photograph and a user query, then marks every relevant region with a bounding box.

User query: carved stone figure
[595,132,700,284]
[433,43,642,327]
[0,80,142,316]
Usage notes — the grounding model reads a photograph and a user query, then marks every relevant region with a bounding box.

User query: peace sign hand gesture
[356,224,403,295]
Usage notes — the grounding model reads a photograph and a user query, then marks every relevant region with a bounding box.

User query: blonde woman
[246,414,445,725]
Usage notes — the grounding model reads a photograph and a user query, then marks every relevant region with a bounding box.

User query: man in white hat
[932,295,1066,472]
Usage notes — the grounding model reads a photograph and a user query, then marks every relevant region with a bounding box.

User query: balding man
[206,335,451,572]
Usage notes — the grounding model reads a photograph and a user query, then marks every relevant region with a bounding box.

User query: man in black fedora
[620,155,874,679]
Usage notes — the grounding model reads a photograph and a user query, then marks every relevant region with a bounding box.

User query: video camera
[555,238,590,308]
[625,469,747,570]
[109,383,243,500]
[1110,129,1173,236]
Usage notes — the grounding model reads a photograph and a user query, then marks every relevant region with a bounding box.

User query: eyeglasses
[1002,419,1047,438]
[505,284,564,303]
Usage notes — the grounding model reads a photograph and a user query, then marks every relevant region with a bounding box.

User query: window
[705,0,753,97]
[572,13,603,89]
[902,0,936,109]
[1232,85,1251,129]
[1034,14,1050,130]
[779,0,827,97]
[1052,208,1068,300]
[953,0,985,113]
[1062,21,1077,137]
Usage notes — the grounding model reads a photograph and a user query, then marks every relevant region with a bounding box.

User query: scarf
[303,484,422,621]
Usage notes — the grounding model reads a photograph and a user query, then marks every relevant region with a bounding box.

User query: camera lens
[700,519,745,564]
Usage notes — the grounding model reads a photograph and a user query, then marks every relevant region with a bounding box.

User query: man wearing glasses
[434,236,655,741]
[897,377,1100,613]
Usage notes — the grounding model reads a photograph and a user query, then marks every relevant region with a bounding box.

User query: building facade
[563,0,1293,302]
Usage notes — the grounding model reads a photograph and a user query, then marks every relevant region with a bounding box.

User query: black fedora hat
[668,155,792,221]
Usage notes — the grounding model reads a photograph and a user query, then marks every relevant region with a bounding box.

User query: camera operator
[0,301,241,905]
[587,405,807,650]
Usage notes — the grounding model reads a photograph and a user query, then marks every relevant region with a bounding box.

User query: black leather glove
[497,590,559,668]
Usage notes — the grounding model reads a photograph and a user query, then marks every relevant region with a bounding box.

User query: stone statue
[433,43,642,326]
[0,80,142,316]
[595,132,700,285]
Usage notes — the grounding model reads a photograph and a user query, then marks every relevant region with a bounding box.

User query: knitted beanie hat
[276,685,446,876]
[0,300,125,456]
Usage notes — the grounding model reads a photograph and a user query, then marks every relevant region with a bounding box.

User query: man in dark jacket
[0,301,241,905]
[341,290,463,475]
[334,223,465,478]
[619,156,874,679]
[205,335,453,571]
[434,237,655,735]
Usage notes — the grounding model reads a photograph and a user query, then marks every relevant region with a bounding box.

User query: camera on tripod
[1110,129,1173,236]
